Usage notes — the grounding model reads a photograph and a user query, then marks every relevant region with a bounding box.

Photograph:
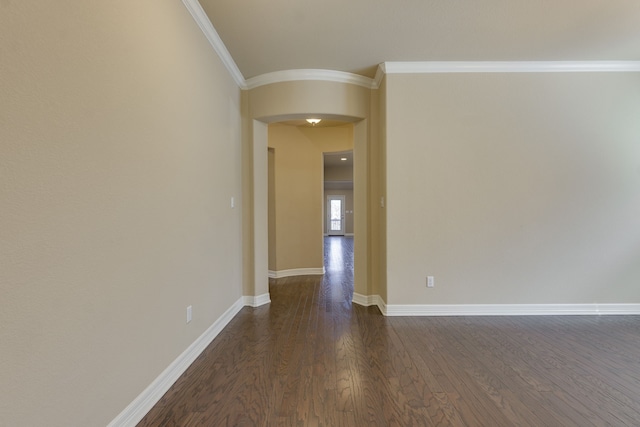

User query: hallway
[139,236,640,426]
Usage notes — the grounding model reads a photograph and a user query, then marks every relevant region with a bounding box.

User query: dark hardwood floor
[139,236,640,426]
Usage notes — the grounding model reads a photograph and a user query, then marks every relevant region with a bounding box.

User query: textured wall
[0,1,242,425]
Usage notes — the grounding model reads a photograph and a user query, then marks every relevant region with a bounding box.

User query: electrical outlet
[231,197,235,208]
[427,276,434,288]
[187,305,192,323]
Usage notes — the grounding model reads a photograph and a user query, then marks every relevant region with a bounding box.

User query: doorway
[251,118,369,301]
[327,195,345,236]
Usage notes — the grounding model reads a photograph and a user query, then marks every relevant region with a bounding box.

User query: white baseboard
[352,292,376,306]
[243,293,271,307]
[110,293,639,426]
[107,298,245,427]
[383,303,640,316]
[268,267,325,279]
[351,297,640,317]
[352,293,387,315]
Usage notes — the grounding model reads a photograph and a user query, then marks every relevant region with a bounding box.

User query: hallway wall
[0,2,243,425]
[385,71,640,305]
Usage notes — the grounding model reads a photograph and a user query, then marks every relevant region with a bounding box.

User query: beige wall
[385,72,640,305]
[325,164,354,182]
[353,120,372,296]
[249,81,371,121]
[374,79,387,301]
[0,2,243,426]
[268,148,277,270]
[268,124,353,272]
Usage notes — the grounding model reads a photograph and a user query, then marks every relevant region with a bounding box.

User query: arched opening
[250,115,369,304]
[267,120,353,279]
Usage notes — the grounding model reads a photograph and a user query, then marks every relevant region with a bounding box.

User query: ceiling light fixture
[306,118,321,126]
[340,157,347,161]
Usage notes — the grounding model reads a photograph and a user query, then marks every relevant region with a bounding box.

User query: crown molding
[177,4,640,90]
[181,0,246,88]
[382,61,640,74]
[245,69,376,90]
[373,64,385,88]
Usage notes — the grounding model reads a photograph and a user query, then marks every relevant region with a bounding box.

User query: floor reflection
[325,236,346,272]
[323,236,354,305]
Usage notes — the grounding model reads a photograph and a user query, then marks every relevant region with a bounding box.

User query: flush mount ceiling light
[340,157,347,161]
[306,118,321,126]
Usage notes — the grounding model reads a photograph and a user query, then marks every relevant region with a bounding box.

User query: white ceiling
[324,151,353,168]
[197,0,640,79]
[324,151,353,189]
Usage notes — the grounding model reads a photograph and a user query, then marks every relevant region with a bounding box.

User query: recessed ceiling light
[306,118,321,125]
[340,157,347,161]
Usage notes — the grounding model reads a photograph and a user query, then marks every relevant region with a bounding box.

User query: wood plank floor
[139,236,640,426]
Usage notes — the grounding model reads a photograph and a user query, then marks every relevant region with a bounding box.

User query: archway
[250,115,369,303]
